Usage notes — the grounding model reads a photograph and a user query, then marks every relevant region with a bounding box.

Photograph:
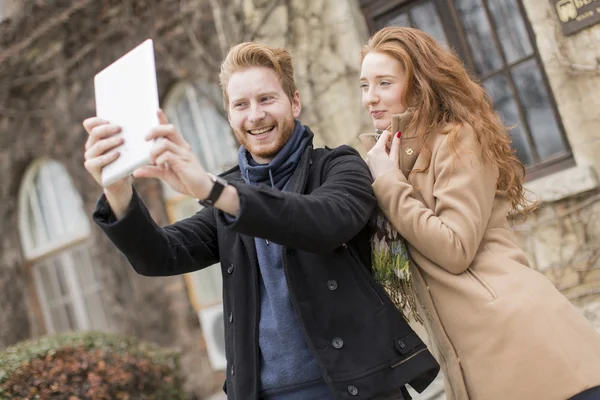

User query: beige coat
[360,113,600,400]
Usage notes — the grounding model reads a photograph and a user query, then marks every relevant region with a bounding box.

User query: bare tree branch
[10,28,127,87]
[244,0,285,41]
[208,0,232,59]
[185,25,221,71]
[0,0,94,65]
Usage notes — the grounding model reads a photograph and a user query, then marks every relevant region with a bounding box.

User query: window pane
[26,194,44,248]
[33,243,107,333]
[190,264,223,306]
[193,85,238,173]
[23,161,90,254]
[71,245,109,330]
[174,96,205,160]
[84,292,109,331]
[52,163,90,237]
[54,261,71,298]
[73,246,97,287]
[37,261,59,301]
[49,304,71,333]
[47,258,68,302]
[36,165,64,238]
[384,12,410,27]
[64,302,78,331]
[487,0,533,63]
[483,75,534,166]
[511,60,566,160]
[410,2,448,46]
[166,83,237,175]
[455,0,502,75]
[170,196,202,220]
[30,181,52,248]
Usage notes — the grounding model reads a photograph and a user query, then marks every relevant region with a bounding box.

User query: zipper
[390,347,429,369]
[343,244,384,306]
[465,268,497,301]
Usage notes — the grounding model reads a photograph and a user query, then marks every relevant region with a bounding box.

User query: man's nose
[248,105,266,122]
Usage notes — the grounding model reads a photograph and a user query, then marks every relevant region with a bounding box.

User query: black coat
[94,133,439,400]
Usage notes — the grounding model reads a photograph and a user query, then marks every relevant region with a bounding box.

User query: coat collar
[221,127,316,195]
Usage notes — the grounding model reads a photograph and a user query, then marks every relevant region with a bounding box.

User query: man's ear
[292,90,302,118]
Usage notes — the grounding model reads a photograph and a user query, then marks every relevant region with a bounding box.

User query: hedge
[0,331,192,400]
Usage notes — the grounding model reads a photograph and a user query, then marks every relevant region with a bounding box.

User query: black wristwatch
[198,173,228,207]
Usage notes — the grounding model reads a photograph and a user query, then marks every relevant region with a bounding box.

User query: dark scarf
[238,120,312,189]
[237,120,325,393]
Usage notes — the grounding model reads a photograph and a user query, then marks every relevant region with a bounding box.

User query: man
[83,42,438,400]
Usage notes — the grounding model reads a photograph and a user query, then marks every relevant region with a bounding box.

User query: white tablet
[94,39,160,187]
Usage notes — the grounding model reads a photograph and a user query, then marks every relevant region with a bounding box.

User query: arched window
[19,160,109,334]
[165,82,237,175]
[162,82,237,370]
[162,81,238,216]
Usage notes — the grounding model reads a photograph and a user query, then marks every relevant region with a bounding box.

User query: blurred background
[0,0,599,398]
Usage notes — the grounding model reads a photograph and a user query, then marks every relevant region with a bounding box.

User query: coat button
[229,312,233,323]
[347,385,358,396]
[227,264,234,274]
[327,280,338,291]
[397,340,406,349]
[405,147,414,155]
[332,338,344,349]
[230,364,235,375]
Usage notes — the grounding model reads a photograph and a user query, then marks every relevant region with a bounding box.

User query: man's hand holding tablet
[83,39,219,219]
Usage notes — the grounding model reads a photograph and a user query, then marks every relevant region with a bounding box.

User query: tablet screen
[94,39,159,187]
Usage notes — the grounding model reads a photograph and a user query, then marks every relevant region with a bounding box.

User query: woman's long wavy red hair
[361,27,536,219]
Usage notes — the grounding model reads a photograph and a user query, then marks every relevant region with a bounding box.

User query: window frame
[359,0,574,180]
[163,81,237,173]
[18,159,109,334]
[162,80,238,313]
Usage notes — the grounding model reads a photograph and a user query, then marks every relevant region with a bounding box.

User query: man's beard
[236,118,295,161]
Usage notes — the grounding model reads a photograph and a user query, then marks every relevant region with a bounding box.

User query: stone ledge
[525,165,598,202]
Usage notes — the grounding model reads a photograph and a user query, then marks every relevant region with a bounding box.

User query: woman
[359,26,600,400]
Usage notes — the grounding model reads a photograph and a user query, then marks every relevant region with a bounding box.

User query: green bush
[0,331,192,400]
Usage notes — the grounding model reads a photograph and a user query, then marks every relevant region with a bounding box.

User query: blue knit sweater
[237,121,332,399]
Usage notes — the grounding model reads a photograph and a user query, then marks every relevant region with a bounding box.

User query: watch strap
[198,173,228,207]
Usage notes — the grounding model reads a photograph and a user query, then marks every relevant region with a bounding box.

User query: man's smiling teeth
[248,126,274,135]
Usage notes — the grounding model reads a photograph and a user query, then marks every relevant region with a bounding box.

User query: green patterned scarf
[370,210,424,324]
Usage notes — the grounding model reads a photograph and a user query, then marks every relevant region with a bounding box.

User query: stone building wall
[516,1,600,315]
[521,0,600,176]
[235,0,374,148]
[0,1,230,396]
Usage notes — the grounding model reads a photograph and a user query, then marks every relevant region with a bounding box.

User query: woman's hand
[133,110,212,199]
[366,130,401,180]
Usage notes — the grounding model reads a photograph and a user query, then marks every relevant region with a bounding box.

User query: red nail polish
[396,131,402,138]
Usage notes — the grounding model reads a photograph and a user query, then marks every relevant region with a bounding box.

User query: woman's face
[360,51,407,131]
